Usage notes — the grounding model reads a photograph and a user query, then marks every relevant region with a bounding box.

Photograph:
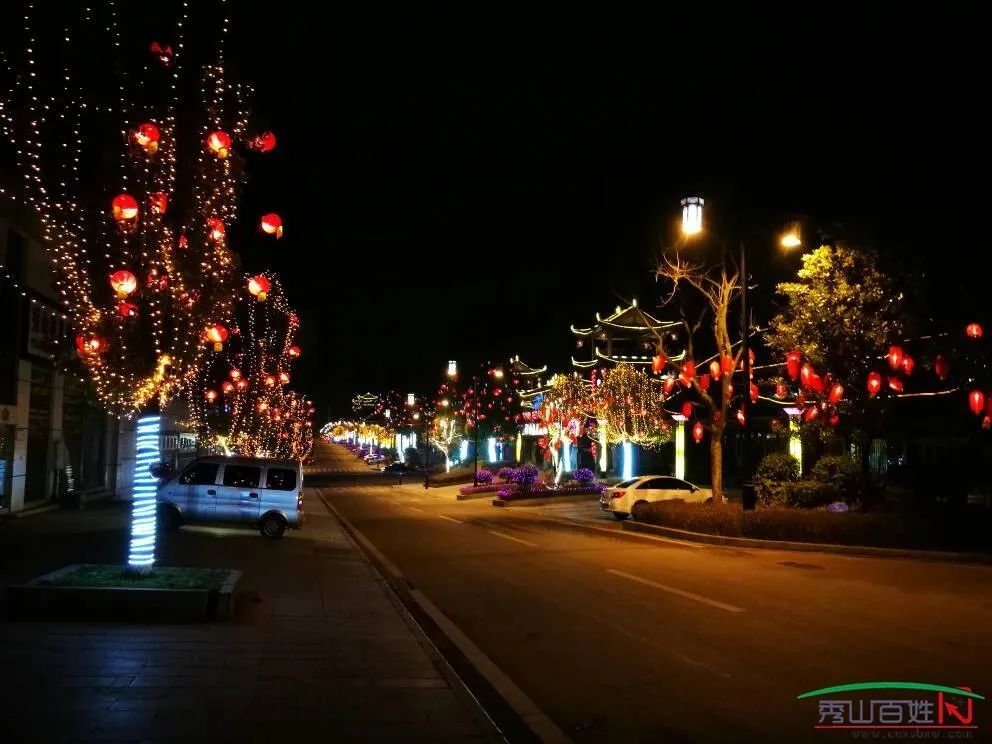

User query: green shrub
[810,455,863,501]
[634,500,743,536]
[754,452,800,506]
[785,480,839,508]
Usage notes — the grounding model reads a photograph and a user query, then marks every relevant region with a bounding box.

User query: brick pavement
[0,494,497,743]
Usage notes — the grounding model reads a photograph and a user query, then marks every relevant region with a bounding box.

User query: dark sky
[224,9,989,419]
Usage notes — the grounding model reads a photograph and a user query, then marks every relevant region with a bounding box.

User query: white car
[600,475,712,519]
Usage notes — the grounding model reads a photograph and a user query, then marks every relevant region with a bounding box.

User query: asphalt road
[315,443,992,743]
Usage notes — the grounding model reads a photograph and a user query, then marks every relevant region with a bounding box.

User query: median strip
[488,531,539,548]
[607,569,745,613]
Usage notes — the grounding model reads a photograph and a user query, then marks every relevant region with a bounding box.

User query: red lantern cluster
[249,131,277,153]
[148,192,168,215]
[288,345,301,359]
[131,122,160,155]
[206,218,225,242]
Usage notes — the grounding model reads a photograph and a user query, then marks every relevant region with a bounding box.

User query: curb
[316,488,568,744]
[491,494,601,508]
[622,520,992,564]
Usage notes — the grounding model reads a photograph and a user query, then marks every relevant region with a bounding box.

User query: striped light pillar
[127,414,161,573]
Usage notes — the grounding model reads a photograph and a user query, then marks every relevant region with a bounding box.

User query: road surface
[316,442,992,742]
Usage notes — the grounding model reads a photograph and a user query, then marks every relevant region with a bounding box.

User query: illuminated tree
[428,415,461,472]
[5,4,271,570]
[592,363,672,447]
[540,373,594,479]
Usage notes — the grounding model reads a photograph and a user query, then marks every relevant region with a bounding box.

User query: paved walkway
[303,442,375,476]
[0,493,496,742]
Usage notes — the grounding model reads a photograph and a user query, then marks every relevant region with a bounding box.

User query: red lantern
[786,350,801,380]
[235,378,249,391]
[221,381,235,394]
[966,323,983,339]
[131,122,160,154]
[692,421,704,443]
[698,374,711,391]
[739,348,755,370]
[721,355,734,375]
[775,382,787,399]
[681,402,693,419]
[149,41,174,65]
[969,390,985,416]
[709,359,721,380]
[888,376,904,394]
[288,345,301,359]
[984,416,992,430]
[748,382,758,404]
[75,334,108,355]
[800,363,813,388]
[178,234,188,249]
[866,371,882,397]
[537,436,548,449]
[148,191,168,215]
[651,354,666,374]
[111,193,138,224]
[902,355,914,376]
[264,374,277,388]
[229,368,241,380]
[259,213,284,238]
[109,270,137,298]
[279,372,290,385]
[679,360,696,386]
[828,383,844,405]
[249,131,277,153]
[808,374,825,394]
[247,275,271,301]
[803,406,819,423]
[205,130,232,158]
[887,345,904,371]
[934,354,950,380]
[736,409,746,426]
[206,217,225,242]
[663,377,676,395]
[205,389,218,403]
[204,323,229,351]
[117,301,138,318]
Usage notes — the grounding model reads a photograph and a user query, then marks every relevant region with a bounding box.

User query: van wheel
[158,505,181,531]
[260,514,287,539]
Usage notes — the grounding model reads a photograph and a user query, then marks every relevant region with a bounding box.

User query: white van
[156,456,304,539]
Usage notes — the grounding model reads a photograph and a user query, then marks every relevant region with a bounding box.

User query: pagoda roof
[571,348,687,369]
[509,355,547,376]
[571,299,680,336]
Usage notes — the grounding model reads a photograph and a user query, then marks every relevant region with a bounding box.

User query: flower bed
[495,483,604,500]
[458,483,506,496]
[633,501,992,552]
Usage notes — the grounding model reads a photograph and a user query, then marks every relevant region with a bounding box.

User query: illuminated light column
[786,409,803,475]
[459,439,469,463]
[560,438,572,483]
[598,422,608,473]
[515,435,522,463]
[487,436,497,463]
[128,414,161,573]
[622,440,634,481]
[673,415,686,480]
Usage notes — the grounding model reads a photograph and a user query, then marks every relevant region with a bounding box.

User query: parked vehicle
[380,462,420,474]
[600,475,712,519]
[156,456,304,539]
[364,454,387,465]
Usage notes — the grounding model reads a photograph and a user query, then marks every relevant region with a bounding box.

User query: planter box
[5,564,241,622]
[492,492,602,507]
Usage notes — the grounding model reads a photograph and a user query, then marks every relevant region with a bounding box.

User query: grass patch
[39,564,231,590]
[634,501,992,552]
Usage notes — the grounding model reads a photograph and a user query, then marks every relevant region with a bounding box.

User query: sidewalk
[0,496,497,742]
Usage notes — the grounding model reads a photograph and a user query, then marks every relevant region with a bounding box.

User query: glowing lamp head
[205,130,232,158]
[680,195,704,236]
[111,193,139,224]
[288,345,301,359]
[109,270,138,298]
[407,393,416,406]
[132,122,160,154]
[780,228,801,250]
[259,213,283,238]
[206,217,225,242]
[204,323,229,351]
[493,369,504,379]
[966,323,983,339]
[447,360,458,377]
[205,389,218,403]
[247,275,271,300]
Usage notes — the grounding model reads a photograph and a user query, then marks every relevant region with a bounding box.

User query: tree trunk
[710,425,724,501]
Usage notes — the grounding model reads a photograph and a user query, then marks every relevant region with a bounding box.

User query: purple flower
[497,467,517,483]
[476,469,494,485]
[574,467,595,484]
[513,464,540,485]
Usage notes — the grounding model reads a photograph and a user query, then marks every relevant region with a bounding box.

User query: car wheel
[612,511,629,520]
[158,505,182,531]
[704,496,713,505]
[631,500,649,520]
[260,513,287,539]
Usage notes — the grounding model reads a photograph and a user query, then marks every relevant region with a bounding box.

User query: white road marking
[407,506,424,513]
[607,569,745,613]
[488,530,539,548]
[438,514,464,524]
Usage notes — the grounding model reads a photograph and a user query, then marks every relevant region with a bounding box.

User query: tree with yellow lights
[5,3,275,570]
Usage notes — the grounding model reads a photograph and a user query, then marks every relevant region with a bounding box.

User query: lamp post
[472,375,479,486]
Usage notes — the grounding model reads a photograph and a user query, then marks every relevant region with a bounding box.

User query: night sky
[221,10,987,419]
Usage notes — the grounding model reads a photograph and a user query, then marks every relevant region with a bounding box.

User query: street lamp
[780,227,802,250]
[681,196,704,236]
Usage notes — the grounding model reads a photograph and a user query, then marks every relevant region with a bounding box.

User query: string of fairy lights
[3,0,310,460]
